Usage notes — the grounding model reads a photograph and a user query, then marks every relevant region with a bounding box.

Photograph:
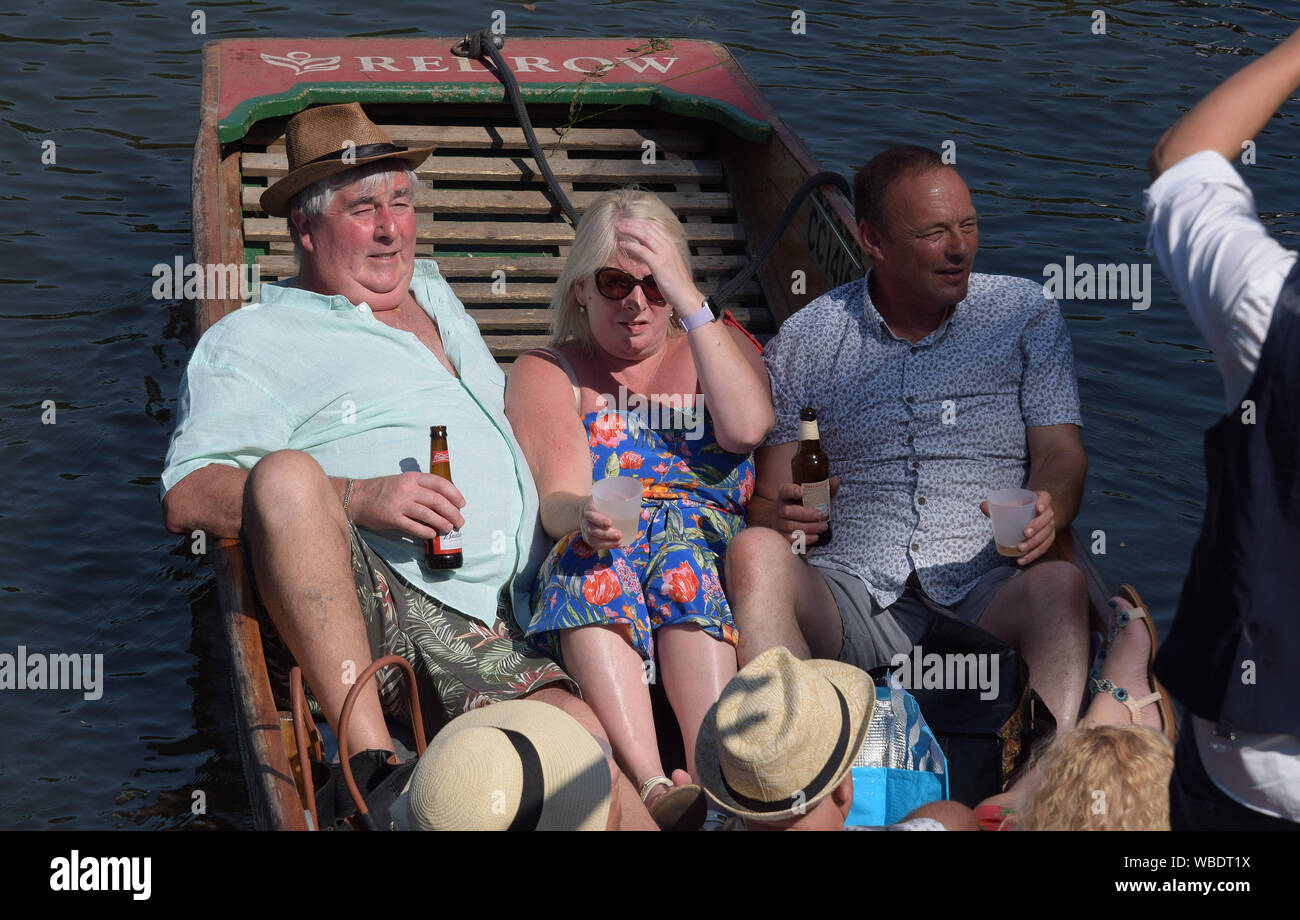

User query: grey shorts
[817,565,1019,672]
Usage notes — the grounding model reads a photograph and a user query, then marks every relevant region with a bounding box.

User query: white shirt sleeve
[1144,150,1298,410]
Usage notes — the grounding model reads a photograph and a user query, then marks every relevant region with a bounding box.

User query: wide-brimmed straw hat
[392,699,612,831]
[696,646,874,821]
[259,102,435,217]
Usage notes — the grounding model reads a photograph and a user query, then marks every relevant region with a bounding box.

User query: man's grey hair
[286,162,420,262]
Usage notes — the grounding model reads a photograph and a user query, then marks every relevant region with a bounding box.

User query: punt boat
[190,34,1114,829]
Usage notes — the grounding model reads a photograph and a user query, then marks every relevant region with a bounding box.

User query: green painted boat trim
[217,80,772,144]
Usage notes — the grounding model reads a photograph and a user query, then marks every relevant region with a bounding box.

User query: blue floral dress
[528,403,755,663]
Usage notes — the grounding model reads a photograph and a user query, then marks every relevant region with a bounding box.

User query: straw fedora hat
[392,699,612,831]
[695,646,874,821]
[259,102,436,217]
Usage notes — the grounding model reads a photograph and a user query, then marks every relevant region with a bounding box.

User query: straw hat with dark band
[259,102,436,217]
[695,645,874,821]
[392,699,612,831]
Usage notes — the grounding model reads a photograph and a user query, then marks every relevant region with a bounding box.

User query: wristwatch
[677,298,716,332]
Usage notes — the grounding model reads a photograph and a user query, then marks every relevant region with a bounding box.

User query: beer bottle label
[433,527,463,553]
[800,478,831,518]
[798,419,820,441]
[431,449,450,465]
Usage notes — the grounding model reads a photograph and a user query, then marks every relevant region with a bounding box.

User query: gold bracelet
[342,478,355,518]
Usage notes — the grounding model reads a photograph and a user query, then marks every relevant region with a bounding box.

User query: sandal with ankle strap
[1092,584,1155,665]
[640,775,707,832]
[1088,584,1175,743]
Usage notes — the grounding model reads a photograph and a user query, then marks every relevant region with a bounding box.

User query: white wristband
[678,299,716,332]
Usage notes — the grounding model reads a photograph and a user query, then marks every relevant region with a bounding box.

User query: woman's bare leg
[560,624,669,799]
[656,623,737,782]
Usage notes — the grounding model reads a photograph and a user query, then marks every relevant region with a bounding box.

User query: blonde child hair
[1017,724,1174,831]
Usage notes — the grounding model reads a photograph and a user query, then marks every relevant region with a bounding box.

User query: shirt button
[910,346,918,355]
[906,435,914,444]
[906,396,916,404]
[911,543,920,552]
[359,303,370,313]
[918,497,927,505]
[912,461,921,469]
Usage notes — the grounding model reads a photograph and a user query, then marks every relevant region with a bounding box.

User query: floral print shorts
[255,523,575,737]
[528,405,753,663]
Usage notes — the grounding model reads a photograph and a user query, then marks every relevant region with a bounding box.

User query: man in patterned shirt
[726,145,1091,731]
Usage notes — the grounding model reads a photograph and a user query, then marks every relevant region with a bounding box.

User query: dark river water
[1,0,1296,829]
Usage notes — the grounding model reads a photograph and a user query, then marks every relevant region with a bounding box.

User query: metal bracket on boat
[450,31,505,60]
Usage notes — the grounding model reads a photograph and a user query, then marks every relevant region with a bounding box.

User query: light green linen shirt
[161,260,547,628]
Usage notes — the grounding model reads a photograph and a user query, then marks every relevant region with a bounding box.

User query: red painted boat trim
[212,37,771,143]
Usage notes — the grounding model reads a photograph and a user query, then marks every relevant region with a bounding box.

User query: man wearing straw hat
[161,103,653,826]
[696,645,976,830]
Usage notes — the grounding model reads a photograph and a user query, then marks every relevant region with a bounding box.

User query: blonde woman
[505,188,773,829]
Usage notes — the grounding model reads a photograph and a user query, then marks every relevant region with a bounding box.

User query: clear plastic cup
[591,477,643,547]
[987,488,1038,557]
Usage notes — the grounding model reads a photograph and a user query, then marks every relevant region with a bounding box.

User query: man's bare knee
[1041,559,1085,593]
[526,685,604,737]
[1029,561,1087,617]
[244,449,337,523]
[983,560,1087,646]
[725,527,795,591]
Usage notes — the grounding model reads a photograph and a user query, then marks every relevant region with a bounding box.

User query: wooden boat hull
[191,36,1109,829]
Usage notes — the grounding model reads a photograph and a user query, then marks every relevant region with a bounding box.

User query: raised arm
[1149,26,1300,180]
[615,218,774,453]
[693,322,774,454]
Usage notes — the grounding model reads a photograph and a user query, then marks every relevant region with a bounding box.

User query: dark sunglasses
[592,267,666,305]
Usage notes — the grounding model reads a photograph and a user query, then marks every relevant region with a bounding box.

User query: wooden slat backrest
[238,107,774,361]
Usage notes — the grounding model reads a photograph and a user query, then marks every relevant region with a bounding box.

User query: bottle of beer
[791,407,832,546]
[425,425,463,569]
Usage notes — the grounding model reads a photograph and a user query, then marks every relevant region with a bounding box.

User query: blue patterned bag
[846,673,948,827]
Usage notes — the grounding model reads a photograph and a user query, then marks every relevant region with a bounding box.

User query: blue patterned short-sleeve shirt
[763,272,1082,608]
